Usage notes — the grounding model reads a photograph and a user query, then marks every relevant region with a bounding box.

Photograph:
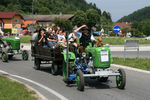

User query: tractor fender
[61,51,76,62]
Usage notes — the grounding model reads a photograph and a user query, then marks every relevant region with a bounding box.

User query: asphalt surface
[111,51,150,58]
[0,55,150,100]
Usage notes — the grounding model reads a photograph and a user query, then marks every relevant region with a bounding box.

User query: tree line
[0,0,112,32]
[118,6,150,22]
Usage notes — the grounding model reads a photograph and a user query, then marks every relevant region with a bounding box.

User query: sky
[86,0,150,22]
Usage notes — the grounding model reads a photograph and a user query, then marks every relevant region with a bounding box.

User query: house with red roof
[113,22,132,28]
[0,12,23,29]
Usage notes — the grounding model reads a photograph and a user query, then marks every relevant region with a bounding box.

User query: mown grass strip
[19,36,32,43]
[102,37,150,45]
[0,75,37,100]
[112,57,150,71]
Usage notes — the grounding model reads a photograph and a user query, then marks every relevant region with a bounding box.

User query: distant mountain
[118,6,150,22]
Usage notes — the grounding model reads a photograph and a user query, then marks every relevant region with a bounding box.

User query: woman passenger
[38,28,48,47]
[47,27,57,48]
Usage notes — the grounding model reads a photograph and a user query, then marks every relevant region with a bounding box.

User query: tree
[72,10,87,27]
[142,20,150,36]
[53,18,73,31]
[39,7,51,14]
[86,9,100,29]
[0,5,5,11]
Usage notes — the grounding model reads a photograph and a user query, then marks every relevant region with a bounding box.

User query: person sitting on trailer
[32,29,39,40]
[38,28,48,48]
[74,25,96,53]
[57,29,66,47]
[47,27,57,48]
[68,32,78,47]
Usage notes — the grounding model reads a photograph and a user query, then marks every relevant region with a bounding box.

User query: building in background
[114,22,132,28]
[0,12,23,29]
[23,14,74,27]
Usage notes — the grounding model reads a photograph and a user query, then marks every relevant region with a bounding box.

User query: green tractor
[0,37,28,62]
[63,42,126,91]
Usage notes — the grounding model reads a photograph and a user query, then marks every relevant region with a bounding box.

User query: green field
[102,37,150,45]
[8,36,150,44]
[113,57,150,71]
[0,75,37,100]
[19,36,32,43]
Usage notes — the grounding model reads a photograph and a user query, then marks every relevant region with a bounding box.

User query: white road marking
[0,70,68,100]
[112,64,150,74]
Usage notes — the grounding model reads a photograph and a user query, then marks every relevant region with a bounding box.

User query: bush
[3,29,12,34]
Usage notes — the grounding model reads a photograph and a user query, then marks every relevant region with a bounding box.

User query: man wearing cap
[74,25,96,53]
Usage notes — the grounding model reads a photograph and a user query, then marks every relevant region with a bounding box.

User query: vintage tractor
[0,37,28,62]
[63,40,126,91]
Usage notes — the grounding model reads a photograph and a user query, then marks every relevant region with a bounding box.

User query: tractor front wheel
[1,52,8,62]
[116,68,126,89]
[22,50,28,60]
[76,70,84,91]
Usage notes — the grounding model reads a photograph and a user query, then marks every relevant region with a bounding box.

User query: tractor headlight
[0,44,3,48]
[21,45,24,48]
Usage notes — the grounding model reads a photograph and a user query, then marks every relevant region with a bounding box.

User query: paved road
[22,43,150,58]
[111,51,150,58]
[0,56,150,100]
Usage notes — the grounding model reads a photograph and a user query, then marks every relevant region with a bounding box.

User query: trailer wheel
[76,70,84,91]
[51,63,58,75]
[34,58,41,70]
[22,50,28,60]
[1,52,8,62]
[116,68,126,89]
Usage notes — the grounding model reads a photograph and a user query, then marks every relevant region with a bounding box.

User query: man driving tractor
[74,25,96,53]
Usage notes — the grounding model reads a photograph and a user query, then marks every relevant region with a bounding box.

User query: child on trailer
[57,30,67,47]
[68,32,78,47]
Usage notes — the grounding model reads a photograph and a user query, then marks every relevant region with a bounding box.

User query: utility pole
[32,0,34,35]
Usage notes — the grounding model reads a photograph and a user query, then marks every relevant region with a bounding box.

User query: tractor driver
[74,25,96,53]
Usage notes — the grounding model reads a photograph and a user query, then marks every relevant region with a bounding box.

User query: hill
[0,0,101,16]
[118,6,150,22]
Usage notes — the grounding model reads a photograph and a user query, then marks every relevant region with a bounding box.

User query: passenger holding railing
[47,27,57,48]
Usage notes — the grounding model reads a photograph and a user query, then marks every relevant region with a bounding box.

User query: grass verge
[112,57,150,71]
[19,36,32,43]
[0,75,37,100]
[7,36,150,44]
[102,37,150,45]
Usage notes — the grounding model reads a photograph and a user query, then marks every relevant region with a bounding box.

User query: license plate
[101,50,109,62]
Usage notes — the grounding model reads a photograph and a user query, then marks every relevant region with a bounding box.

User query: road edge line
[112,64,150,74]
[0,70,69,100]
